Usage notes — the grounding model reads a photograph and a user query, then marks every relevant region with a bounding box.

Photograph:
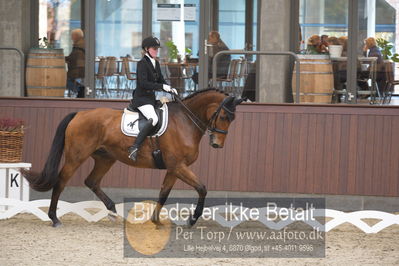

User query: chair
[95,57,107,98]
[242,61,256,101]
[216,59,240,93]
[181,63,197,93]
[331,58,348,103]
[383,61,398,104]
[233,58,248,97]
[165,63,186,94]
[357,57,379,104]
[104,56,121,98]
[120,57,136,99]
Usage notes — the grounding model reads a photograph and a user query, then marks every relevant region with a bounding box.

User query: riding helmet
[142,36,161,50]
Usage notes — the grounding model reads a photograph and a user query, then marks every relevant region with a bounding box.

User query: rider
[127,36,177,161]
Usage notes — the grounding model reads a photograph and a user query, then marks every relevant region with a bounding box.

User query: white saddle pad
[121,104,169,137]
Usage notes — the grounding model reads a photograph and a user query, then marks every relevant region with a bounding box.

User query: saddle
[121,102,168,137]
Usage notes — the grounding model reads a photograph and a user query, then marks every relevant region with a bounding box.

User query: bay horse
[23,89,243,227]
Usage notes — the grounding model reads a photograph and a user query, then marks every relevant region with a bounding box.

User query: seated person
[358,37,385,92]
[65,29,85,98]
[127,36,177,161]
[207,31,231,79]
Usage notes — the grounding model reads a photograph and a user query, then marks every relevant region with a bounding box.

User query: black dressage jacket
[130,55,168,109]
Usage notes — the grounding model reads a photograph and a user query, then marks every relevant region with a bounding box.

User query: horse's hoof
[187,215,197,227]
[108,212,118,222]
[155,223,165,230]
[52,221,62,228]
[151,218,163,227]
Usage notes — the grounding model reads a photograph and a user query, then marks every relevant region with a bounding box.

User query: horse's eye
[220,116,227,121]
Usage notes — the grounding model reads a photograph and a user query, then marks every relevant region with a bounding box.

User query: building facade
[1,0,398,104]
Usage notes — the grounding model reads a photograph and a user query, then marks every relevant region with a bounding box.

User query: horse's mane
[182,88,228,101]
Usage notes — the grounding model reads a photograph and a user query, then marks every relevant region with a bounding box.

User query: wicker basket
[0,130,24,163]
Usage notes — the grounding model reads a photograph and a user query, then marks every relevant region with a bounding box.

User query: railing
[0,47,25,96]
[212,50,300,103]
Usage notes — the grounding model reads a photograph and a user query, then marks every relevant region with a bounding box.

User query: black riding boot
[128,118,154,161]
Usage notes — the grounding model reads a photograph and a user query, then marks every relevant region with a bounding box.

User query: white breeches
[137,104,158,126]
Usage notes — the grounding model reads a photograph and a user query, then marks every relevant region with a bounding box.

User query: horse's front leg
[174,165,207,227]
[151,171,177,225]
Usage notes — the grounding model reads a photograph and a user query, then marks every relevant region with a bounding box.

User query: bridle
[207,96,235,135]
[174,95,235,136]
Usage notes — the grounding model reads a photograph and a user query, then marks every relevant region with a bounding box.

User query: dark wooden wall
[1,97,399,196]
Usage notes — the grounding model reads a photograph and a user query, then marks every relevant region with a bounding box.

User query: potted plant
[376,38,399,62]
[185,47,192,62]
[376,38,398,92]
[0,118,25,163]
[165,40,180,63]
[164,40,184,88]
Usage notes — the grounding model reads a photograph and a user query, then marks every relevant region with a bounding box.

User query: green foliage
[392,53,399,62]
[185,47,192,56]
[165,40,179,61]
[376,38,399,62]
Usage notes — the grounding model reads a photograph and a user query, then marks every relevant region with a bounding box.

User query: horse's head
[207,96,243,148]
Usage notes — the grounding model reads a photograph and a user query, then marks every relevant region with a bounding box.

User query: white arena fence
[1,198,399,234]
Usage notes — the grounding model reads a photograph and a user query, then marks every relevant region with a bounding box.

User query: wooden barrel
[292,55,334,104]
[26,48,66,97]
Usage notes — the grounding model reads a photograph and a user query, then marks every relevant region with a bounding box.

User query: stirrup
[128,146,139,161]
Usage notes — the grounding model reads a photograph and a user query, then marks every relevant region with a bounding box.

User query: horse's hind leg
[48,160,81,227]
[151,171,177,225]
[84,153,117,215]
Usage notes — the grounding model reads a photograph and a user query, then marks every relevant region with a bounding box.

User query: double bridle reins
[174,95,234,136]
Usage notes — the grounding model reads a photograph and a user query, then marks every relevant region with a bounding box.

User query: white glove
[162,85,178,95]
[162,84,172,92]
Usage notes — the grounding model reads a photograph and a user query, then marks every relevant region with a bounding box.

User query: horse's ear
[225,96,235,104]
[223,96,241,116]
[224,96,235,108]
[233,98,244,106]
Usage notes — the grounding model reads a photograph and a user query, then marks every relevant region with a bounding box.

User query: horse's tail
[22,112,77,192]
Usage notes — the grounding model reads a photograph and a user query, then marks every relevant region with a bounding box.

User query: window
[39,0,82,55]
[152,0,200,62]
[96,0,143,58]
